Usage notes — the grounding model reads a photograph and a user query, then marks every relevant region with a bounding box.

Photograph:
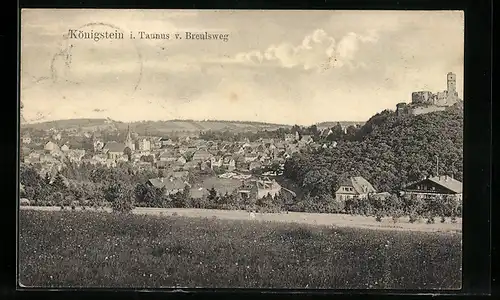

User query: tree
[172,185,191,208]
[308,125,319,136]
[104,182,134,213]
[385,194,404,223]
[207,187,217,204]
[52,172,66,189]
[403,194,425,223]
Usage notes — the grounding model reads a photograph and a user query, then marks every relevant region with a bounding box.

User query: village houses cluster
[21,125,333,201]
[21,117,462,204]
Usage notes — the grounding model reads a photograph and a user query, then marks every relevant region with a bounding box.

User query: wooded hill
[284,106,463,196]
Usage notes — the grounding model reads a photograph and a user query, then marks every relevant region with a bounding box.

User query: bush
[111,199,134,213]
[409,214,418,223]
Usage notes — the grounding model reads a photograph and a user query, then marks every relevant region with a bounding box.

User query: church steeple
[125,124,135,150]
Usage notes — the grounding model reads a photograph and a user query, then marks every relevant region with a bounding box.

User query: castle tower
[125,124,135,151]
[447,72,457,95]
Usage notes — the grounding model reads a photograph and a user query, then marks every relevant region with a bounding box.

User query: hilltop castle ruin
[396,72,463,116]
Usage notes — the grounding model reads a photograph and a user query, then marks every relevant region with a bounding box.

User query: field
[19,210,462,289]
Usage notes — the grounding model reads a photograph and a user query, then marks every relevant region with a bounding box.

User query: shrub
[409,214,418,223]
[111,199,134,213]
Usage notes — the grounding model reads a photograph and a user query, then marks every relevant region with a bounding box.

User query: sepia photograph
[19,9,464,289]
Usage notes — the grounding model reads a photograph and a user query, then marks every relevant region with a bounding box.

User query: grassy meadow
[19,210,462,289]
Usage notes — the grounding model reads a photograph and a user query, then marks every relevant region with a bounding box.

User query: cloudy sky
[20,9,464,125]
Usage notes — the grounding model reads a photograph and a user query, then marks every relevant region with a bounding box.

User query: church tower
[447,72,457,95]
[125,124,135,151]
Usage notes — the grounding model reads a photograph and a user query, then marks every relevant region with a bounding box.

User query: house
[255,178,282,199]
[40,154,58,164]
[222,156,236,171]
[146,177,189,195]
[284,134,295,142]
[249,160,262,171]
[244,154,259,163]
[321,128,333,137]
[166,170,189,180]
[299,135,313,145]
[116,154,129,163]
[25,151,42,164]
[401,175,462,201]
[137,138,151,151]
[52,133,62,141]
[155,161,171,170]
[192,149,213,162]
[211,156,223,169]
[91,154,108,164]
[44,141,60,152]
[22,135,31,144]
[183,161,200,170]
[159,150,178,162]
[176,156,187,165]
[66,149,85,162]
[160,137,175,147]
[61,144,70,152]
[335,176,377,201]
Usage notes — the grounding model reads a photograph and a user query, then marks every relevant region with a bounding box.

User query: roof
[103,142,126,153]
[338,176,377,194]
[256,179,280,190]
[147,177,187,190]
[402,175,462,194]
[159,150,177,158]
[190,177,244,198]
[427,175,462,193]
[192,149,213,160]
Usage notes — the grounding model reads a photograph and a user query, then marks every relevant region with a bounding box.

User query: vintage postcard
[19,9,464,289]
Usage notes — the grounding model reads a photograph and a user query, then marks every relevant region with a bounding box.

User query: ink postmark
[51,22,143,93]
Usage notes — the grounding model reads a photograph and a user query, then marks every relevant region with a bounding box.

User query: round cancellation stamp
[51,22,144,95]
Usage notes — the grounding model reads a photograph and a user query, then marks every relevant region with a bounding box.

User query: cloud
[233,28,379,71]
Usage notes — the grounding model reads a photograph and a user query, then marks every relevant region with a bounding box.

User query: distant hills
[315,121,365,129]
[22,118,366,134]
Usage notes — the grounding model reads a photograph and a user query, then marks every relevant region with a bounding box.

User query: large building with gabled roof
[401,175,462,201]
[335,176,377,201]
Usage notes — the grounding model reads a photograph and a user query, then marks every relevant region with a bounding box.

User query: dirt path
[20,206,462,233]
